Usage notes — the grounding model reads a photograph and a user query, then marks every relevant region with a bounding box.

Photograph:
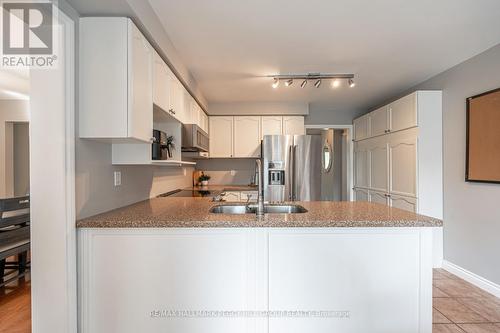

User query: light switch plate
[230,170,236,176]
[114,171,121,186]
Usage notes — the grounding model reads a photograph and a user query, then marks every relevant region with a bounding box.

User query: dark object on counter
[152,130,174,160]
[0,195,30,286]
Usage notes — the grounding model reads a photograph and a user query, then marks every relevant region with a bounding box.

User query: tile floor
[0,269,499,332]
[433,268,500,333]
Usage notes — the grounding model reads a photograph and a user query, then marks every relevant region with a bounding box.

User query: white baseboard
[442,260,500,298]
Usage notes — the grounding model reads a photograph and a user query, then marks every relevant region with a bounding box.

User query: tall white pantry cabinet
[353,91,443,266]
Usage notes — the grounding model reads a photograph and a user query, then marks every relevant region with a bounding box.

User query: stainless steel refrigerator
[262,135,323,202]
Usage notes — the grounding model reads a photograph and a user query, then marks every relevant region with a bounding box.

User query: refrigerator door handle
[291,145,297,201]
[288,145,293,200]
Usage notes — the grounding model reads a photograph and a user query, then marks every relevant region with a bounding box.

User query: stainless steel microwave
[181,124,209,152]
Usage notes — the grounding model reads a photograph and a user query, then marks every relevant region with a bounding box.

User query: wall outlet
[114,171,121,186]
[230,170,236,176]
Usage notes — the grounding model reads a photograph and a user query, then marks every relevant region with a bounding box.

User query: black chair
[0,196,30,286]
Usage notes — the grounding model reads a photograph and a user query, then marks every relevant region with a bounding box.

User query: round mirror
[322,143,333,173]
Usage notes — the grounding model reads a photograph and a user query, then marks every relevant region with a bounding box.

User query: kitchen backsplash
[195,158,256,185]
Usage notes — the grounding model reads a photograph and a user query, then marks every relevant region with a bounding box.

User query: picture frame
[465,87,500,183]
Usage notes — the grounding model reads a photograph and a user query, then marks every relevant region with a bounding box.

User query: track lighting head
[314,79,321,88]
[348,79,355,88]
[285,79,293,87]
[272,78,279,89]
[332,79,340,88]
[300,79,307,88]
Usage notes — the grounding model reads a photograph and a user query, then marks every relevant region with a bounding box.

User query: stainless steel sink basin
[209,205,250,214]
[209,204,308,214]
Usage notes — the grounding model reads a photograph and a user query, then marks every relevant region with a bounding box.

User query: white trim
[60,8,77,333]
[442,260,500,298]
[305,124,354,201]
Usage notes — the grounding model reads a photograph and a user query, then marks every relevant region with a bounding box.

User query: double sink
[210,204,308,215]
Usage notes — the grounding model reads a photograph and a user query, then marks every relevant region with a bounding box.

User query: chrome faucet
[255,159,264,216]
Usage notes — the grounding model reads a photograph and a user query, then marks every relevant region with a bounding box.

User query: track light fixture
[268,73,355,89]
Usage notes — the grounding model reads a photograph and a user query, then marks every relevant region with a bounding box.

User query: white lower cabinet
[390,194,418,213]
[78,228,433,333]
[353,188,369,201]
[233,116,261,157]
[369,190,388,205]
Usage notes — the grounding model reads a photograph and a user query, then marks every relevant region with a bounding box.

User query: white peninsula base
[78,227,433,333]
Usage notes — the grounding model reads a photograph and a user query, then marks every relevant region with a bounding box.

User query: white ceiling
[148,0,500,111]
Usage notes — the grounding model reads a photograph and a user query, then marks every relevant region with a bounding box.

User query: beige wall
[369,43,500,285]
[0,99,30,197]
[69,3,194,220]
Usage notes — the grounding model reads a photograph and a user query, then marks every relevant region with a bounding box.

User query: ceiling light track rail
[268,73,355,88]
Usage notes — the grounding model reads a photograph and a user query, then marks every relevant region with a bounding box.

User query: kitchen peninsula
[77,197,441,333]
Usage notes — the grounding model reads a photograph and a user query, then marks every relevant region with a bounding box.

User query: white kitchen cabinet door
[390,194,418,213]
[354,143,369,188]
[390,92,417,132]
[369,140,388,192]
[80,18,153,142]
[261,116,282,138]
[233,116,261,157]
[369,190,388,206]
[81,229,256,333]
[200,109,209,133]
[209,116,233,157]
[152,51,169,113]
[128,22,153,142]
[268,230,425,333]
[354,188,369,201]
[353,115,369,141]
[168,73,183,122]
[389,133,417,197]
[369,106,389,137]
[283,116,305,135]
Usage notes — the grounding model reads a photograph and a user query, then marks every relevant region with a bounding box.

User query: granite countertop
[76,197,443,228]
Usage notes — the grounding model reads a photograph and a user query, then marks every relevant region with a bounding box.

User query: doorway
[305,125,353,201]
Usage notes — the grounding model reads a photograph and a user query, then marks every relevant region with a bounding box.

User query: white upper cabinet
[200,109,209,133]
[389,131,417,197]
[369,139,389,193]
[209,116,234,157]
[389,92,417,132]
[167,73,183,122]
[152,51,170,113]
[233,116,261,157]
[369,106,389,137]
[354,142,369,188]
[353,115,369,141]
[261,116,282,138]
[283,116,305,135]
[80,17,153,143]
